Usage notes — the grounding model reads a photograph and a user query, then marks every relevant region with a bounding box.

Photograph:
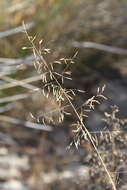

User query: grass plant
[23,23,117,190]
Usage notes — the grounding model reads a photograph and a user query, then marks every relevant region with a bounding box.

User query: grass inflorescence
[23,23,119,190]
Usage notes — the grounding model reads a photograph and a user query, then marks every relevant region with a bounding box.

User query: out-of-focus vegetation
[0,0,75,57]
[1,1,127,190]
[1,0,127,59]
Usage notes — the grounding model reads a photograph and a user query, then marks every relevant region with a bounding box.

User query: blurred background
[1,0,127,189]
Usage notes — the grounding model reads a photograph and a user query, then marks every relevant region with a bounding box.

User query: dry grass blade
[0,55,34,66]
[0,115,52,131]
[72,41,127,55]
[0,75,41,90]
[0,93,29,104]
[0,22,35,38]
[0,103,15,113]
